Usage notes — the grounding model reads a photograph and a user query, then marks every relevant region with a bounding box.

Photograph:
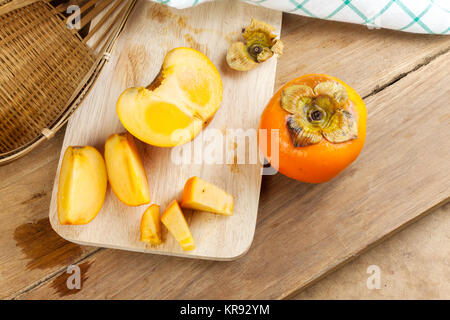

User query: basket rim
[0,0,137,165]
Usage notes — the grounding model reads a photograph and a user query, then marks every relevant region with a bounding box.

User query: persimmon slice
[104,132,150,206]
[140,204,162,245]
[161,200,195,251]
[57,146,107,225]
[181,176,234,216]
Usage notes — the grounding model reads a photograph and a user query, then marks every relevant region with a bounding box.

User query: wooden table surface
[0,12,449,299]
[293,203,449,299]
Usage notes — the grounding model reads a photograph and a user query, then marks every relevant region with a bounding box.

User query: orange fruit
[259,74,367,183]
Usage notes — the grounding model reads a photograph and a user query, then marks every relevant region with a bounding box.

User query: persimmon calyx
[281,81,358,147]
[226,18,283,71]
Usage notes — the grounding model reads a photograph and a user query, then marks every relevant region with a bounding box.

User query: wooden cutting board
[48,0,282,260]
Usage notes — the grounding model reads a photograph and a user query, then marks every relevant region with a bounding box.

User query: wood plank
[276,14,450,94]
[48,0,282,260]
[18,47,450,300]
[292,203,450,299]
[1,12,449,299]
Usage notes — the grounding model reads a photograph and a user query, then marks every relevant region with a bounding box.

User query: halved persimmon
[117,47,223,147]
[259,74,367,183]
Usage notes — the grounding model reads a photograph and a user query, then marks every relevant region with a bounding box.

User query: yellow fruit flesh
[104,133,150,206]
[145,101,195,136]
[140,204,162,245]
[176,72,212,108]
[117,47,223,147]
[161,200,195,251]
[181,176,234,216]
[57,146,107,225]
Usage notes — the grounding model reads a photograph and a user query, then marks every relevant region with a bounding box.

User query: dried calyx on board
[226,18,283,71]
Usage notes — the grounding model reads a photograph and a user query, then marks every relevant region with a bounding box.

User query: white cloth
[149,0,449,34]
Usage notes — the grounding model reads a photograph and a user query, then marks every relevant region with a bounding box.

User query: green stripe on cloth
[395,0,434,33]
[288,0,317,17]
[344,0,370,23]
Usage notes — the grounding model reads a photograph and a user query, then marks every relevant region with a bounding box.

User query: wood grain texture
[293,203,450,299]
[48,0,282,260]
[1,12,449,299]
[276,14,450,94]
[20,47,450,300]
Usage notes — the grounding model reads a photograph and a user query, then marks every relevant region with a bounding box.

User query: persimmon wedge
[140,204,162,245]
[104,132,150,206]
[181,176,234,216]
[117,47,223,147]
[161,200,195,251]
[57,146,107,225]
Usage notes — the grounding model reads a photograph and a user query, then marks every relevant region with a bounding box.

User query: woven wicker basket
[0,0,136,164]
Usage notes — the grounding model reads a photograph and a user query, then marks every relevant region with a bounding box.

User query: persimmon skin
[259,74,367,183]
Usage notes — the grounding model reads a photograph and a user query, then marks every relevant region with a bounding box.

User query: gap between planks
[363,45,450,99]
[9,43,450,301]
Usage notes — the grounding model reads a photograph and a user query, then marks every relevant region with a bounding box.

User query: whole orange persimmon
[259,74,367,183]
